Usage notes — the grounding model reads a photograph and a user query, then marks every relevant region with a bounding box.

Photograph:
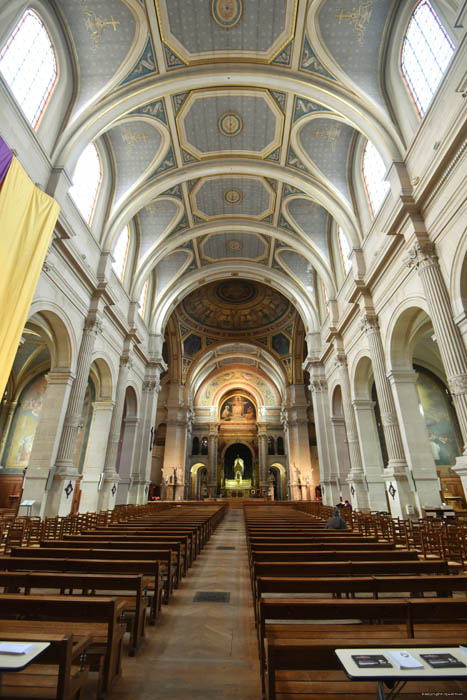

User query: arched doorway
[191,462,208,499]
[223,443,253,493]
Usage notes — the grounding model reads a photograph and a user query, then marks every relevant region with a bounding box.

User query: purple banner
[0,136,13,184]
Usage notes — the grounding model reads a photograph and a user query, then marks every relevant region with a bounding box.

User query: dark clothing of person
[325,508,348,530]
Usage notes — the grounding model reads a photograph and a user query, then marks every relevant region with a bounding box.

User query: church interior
[0,0,466,697]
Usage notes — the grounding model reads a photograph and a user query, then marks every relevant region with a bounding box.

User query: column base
[346,472,369,510]
[98,475,119,511]
[127,479,149,504]
[321,477,341,506]
[20,468,49,517]
[365,474,388,512]
[44,469,80,517]
[79,475,100,512]
[384,465,418,519]
[452,455,467,504]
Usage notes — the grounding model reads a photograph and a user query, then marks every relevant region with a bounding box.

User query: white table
[0,642,50,686]
[336,647,467,700]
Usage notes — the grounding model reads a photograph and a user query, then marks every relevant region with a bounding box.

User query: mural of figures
[415,366,462,466]
[5,374,48,468]
[219,394,256,422]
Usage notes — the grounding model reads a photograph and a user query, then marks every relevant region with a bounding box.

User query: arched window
[112,226,130,281]
[0,9,57,129]
[138,279,149,318]
[192,437,200,455]
[401,1,454,118]
[201,437,208,455]
[268,437,275,455]
[69,144,102,224]
[362,141,390,217]
[338,227,352,275]
[277,437,285,456]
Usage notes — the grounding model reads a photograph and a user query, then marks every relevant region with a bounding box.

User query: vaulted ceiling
[52,0,405,341]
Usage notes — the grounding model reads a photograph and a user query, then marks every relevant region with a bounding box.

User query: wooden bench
[0,557,162,622]
[265,637,467,700]
[12,546,176,602]
[0,632,90,700]
[0,595,127,694]
[0,570,147,656]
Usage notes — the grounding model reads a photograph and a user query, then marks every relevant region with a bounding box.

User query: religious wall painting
[219,394,256,423]
[415,365,462,467]
[5,373,48,468]
[183,333,202,356]
[272,332,290,356]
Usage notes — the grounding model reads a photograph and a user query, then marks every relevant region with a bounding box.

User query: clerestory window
[112,226,130,281]
[69,143,102,224]
[0,9,57,129]
[362,141,390,218]
[401,0,455,118]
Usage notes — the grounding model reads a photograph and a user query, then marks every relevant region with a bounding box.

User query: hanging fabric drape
[0,136,60,396]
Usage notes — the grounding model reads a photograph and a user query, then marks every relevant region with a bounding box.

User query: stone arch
[26,304,75,371]
[352,352,374,400]
[386,300,432,371]
[190,462,208,500]
[450,230,467,319]
[91,356,114,400]
[270,461,287,500]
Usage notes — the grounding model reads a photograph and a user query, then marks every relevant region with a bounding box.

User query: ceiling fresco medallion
[216,279,257,304]
[227,239,243,252]
[223,188,243,205]
[211,0,243,28]
[218,111,243,137]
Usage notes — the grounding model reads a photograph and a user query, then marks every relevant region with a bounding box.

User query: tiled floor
[90,510,261,699]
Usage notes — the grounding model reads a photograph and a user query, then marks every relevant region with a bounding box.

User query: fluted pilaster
[102,355,133,477]
[408,241,467,452]
[55,317,102,472]
[335,354,364,474]
[361,314,407,468]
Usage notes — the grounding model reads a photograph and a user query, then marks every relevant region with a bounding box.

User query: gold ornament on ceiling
[218,111,243,137]
[227,239,243,251]
[179,279,291,332]
[211,0,243,28]
[224,188,243,205]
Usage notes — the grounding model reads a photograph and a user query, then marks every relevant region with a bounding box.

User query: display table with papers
[0,641,50,683]
[336,647,467,700]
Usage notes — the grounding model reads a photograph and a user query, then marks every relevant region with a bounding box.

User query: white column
[352,399,388,511]
[307,369,340,505]
[128,373,162,504]
[79,400,114,512]
[388,368,441,516]
[20,370,74,517]
[335,353,369,509]
[98,355,132,510]
[330,415,351,503]
[207,428,218,497]
[116,415,139,505]
[46,315,102,516]
[258,428,268,493]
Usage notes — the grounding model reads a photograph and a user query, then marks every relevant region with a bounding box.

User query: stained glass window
[69,144,102,224]
[0,9,57,129]
[401,1,454,117]
[139,279,149,318]
[338,227,352,275]
[112,226,130,281]
[362,141,390,217]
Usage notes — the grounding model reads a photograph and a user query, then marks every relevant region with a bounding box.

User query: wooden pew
[250,550,417,563]
[11,546,176,602]
[0,632,90,700]
[39,538,184,585]
[0,557,162,621]
[0,595,127,694]
[252,559,454,580]
[0,571,147,656]
[265,637,467,700]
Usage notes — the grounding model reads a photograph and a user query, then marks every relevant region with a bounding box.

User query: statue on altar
[234,454,244,481]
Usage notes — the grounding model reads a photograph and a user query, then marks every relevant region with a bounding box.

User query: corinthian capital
[448,373,467,396]
[406,240,437,270]
[360,314,379,335]
[84,317,103,335]
[310,378,327,393]
[142,378,161,393]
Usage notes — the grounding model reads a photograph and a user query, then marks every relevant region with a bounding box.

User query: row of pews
[245,504,467,700]
[0,502,226,699]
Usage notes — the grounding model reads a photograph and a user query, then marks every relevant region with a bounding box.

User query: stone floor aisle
[101,509,261,700]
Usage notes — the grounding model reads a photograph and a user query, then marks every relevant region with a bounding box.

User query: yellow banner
[0,157,60,396]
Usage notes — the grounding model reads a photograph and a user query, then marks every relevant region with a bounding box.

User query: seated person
[325,507,347,529]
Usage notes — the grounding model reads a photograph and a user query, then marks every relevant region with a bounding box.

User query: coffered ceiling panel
[298,117,355,199]
[155,0,297,63]
[60,0,137,112]
[177,89,283,160]
[137,198,181,260]
[190,176,275,221]
[200,233,269,263]
[285,198,330,261]
[106,119,163,207]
